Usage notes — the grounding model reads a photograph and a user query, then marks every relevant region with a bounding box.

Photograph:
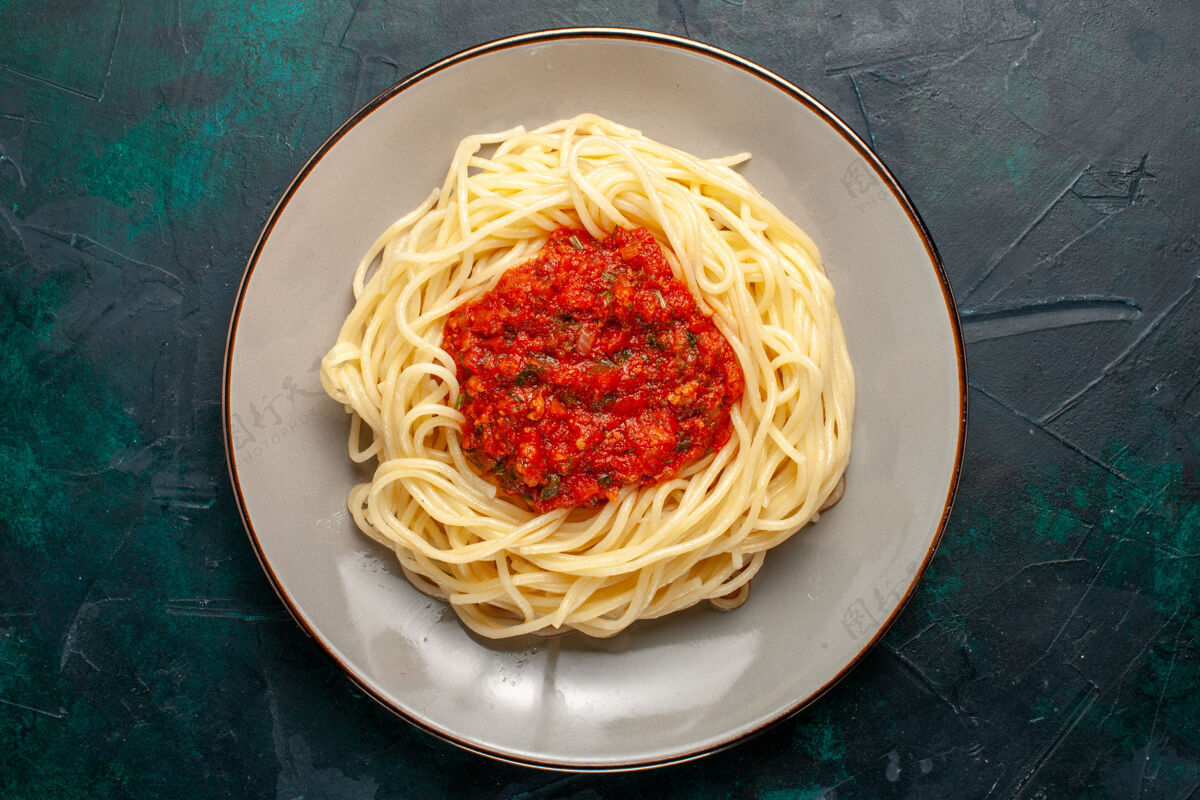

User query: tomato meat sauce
[442,227,745,512]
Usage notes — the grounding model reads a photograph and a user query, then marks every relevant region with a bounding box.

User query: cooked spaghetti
[320,114,854,638]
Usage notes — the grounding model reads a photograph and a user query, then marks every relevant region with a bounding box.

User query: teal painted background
[1,1,1197,797]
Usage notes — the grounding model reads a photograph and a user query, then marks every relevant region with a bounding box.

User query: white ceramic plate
[224,29,965,770]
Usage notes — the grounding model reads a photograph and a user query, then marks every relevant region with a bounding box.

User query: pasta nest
[320,115,854,639]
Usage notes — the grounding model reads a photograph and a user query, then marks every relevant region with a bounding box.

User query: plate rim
[221,26,968,772]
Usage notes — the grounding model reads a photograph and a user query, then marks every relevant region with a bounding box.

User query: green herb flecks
[513,364,539,386]
[540,473,562,501]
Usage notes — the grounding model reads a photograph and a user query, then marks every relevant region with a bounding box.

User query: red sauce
[442,227,745,512]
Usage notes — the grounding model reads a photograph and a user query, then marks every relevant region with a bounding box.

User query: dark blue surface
[1,2,1197,797]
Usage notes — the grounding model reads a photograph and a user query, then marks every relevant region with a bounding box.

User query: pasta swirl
[321,115,853,638]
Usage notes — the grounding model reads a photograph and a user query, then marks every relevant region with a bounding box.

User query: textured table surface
[2,2,1197,798]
